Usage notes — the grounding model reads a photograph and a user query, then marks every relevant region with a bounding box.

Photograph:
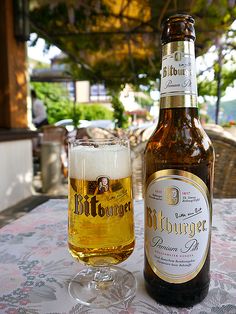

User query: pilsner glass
[68,137,136,308]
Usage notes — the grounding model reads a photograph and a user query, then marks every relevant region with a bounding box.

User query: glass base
[68,266,136,309]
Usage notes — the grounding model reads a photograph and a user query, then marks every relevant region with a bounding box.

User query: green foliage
[29,1,236,91]
[31,82,77,124]
[198,66,236,100]
[111,94,128,129]
[197,25,236,103]
[220,68,236,92]
[198,79,217,98]
[78,103,113,121]
[31,82,113,125]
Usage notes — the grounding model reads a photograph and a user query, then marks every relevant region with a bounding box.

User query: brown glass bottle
[144,15,214,307]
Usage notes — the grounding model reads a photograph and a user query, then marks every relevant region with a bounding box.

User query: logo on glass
[165,186,180,205]
[96,176,110,194]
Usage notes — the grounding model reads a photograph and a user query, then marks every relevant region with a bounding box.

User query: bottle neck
[158,107,200,126]
[160,40,198,109]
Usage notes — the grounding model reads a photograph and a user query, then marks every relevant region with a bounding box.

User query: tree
[29,0,236,90]
[111,94,128,129]
[197,27,236,124]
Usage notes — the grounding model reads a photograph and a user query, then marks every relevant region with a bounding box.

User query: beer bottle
[144,14,215,307]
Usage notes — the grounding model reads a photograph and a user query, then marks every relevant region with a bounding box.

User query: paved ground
[0,172,67,228]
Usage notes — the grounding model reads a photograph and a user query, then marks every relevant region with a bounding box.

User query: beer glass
[68,137,136,308]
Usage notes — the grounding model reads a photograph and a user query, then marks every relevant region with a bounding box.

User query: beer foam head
[69,144,131,180]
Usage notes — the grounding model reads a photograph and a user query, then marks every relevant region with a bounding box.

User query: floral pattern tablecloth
[0,199,235,314]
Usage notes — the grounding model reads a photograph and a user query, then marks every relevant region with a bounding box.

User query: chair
[41,125,68,144]
[129,124,236,199]
[75,127,116,140]
[86,127,116,139]
[130,141,147,200]
[205,125,236,198]
[41,125,68,178]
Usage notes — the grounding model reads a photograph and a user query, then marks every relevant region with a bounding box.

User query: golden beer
[68,142,135,266]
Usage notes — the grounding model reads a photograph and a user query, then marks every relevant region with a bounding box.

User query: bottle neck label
[160,41,198,109]
[145,169,211,283]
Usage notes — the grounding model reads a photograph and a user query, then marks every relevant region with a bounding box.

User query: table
[0,199,235,314]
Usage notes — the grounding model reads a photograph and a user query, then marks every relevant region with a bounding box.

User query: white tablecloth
[0,199,235,313]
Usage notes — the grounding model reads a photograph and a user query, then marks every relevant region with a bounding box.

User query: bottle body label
[160,41,197,108]
[145,169,211,284]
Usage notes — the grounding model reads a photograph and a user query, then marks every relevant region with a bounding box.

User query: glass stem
[93,267,113,283]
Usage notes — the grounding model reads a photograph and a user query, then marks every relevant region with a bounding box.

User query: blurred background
[0,0,236,218]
